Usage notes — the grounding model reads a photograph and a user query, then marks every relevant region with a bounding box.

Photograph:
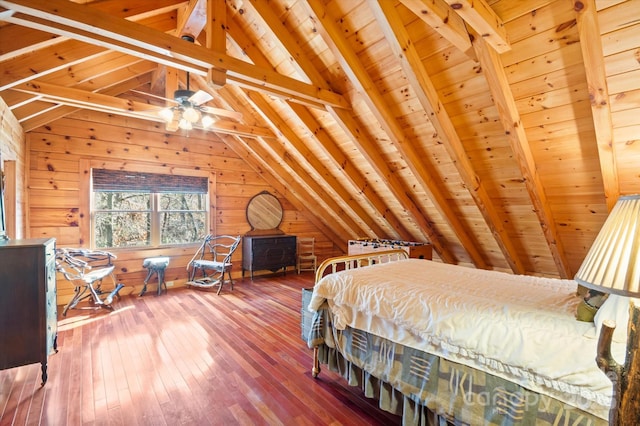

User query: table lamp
[574,194,640,425]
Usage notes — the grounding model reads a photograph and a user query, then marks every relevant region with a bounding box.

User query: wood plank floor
[0,272,401,425]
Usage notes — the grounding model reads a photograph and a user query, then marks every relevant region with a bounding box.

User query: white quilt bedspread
[308,259,626,418]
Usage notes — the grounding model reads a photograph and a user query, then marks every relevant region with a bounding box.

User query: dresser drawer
[242,235,297,278]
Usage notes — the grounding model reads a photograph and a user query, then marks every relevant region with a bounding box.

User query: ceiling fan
[132,72,242,132]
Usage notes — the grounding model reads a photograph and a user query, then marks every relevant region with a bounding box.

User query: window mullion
[152,193,160,246]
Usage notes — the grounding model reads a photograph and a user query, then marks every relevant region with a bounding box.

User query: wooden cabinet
[348,239,432,260]
[0,238,57,385]
[242,235,296,279]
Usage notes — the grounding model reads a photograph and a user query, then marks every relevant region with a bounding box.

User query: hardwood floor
[0,272,401,425]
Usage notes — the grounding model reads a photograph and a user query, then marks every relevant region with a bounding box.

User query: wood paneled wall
[0,96,25,238]
[27,110,339,305]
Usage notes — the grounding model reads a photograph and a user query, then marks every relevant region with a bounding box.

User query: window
[92,170,208,249]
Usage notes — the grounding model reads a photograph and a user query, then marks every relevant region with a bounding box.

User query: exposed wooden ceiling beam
[177,0,206,40]
[309,0,488,267]
[12,56,157,127]
[205,0,227,88]
[398,0,476,60]
[0,0,349,110]
[286,102,415,242]
[215,13,384,237]
[0,0,186,62]
[0,39,112,91]
[243,89,387,239]
[443,0,511,53]
[372,0,525,273]
[473,34,572,278]
[11,80,274,138]
[574,0,619,212]
[223,134,349,248]
[235,1,416,242]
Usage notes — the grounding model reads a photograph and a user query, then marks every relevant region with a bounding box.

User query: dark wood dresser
[0,238,58,385]
[242,234,296,279]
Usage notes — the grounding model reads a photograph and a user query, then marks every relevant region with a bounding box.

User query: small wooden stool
[140,257,170,296]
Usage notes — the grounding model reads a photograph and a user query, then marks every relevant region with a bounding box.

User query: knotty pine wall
[26,110,339,305]
[0,96,25,238]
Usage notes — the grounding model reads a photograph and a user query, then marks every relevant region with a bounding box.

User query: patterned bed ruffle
[307,305,607,426]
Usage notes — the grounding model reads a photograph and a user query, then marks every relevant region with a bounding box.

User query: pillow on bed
[589,295,630,343]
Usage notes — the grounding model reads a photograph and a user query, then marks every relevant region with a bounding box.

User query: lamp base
[597,301,640,425]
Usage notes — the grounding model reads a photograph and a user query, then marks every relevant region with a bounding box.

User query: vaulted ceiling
[1,0,638,278]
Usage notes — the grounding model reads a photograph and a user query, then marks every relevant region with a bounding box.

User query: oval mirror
[246,191,283,231]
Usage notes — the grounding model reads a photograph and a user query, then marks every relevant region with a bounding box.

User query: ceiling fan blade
[201,106,243,121]
[130,89,177,104]
[188,90,213,106]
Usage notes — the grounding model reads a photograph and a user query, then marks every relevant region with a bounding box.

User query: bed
[302,250,625,425]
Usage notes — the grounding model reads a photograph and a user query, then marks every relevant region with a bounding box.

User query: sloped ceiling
[1,0,638,278]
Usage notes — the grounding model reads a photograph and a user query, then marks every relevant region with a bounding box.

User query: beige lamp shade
[574,194,640,297]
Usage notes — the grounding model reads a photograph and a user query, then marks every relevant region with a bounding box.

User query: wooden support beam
[309,0,485,267]
[399,0,476,60]
[244,90,388,239]
[473,34,572,278]
[12,80,273,138]
[286,102,416,242]
[232,2,417,242]
[206,0,227,88]
[0,0,350,110]
[222,134,349,248]
[443,0,511,53]
[372,0,525,273]
[574,0,619,212]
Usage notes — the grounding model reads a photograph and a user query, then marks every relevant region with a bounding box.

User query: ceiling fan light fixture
[182,106,200,123]
[178,118,193,130]
[201,115,216,128]
[158,107,174,122]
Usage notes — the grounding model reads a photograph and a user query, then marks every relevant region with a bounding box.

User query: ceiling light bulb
[178,118,192,130]
[182,107,200,123]
[158,107,174,122]
[201,115,216,128]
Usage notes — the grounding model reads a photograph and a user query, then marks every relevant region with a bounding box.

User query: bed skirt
[306,302,607,426]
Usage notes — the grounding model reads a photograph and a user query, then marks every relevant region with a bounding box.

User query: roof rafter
[373,0,525,273]
[0,0,349,109]
[216,81,374,239]
[236,0,417,242]
[472,34,572,278]
[574,0,619,211]
[223,133,348,248]
[243,89,388,239]
[285,102,415,242]
[443,0,511,53]
[398,0,476,60]
[309,0,487,267]
[12,79,274,138]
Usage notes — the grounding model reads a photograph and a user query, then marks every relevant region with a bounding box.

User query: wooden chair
[186,235,241,295]
[297,237,317,274]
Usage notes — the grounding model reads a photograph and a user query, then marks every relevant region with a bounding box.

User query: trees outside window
[94,192,207,248]
[92,170,208,249]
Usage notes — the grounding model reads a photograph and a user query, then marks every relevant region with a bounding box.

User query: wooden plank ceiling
[1,0,638,278]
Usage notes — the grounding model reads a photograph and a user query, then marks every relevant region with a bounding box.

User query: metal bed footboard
[310,249,409,377]
[313,249,409,283]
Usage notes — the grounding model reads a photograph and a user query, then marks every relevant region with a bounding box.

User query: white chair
[297,237,317,274]
[55,248,125,316]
